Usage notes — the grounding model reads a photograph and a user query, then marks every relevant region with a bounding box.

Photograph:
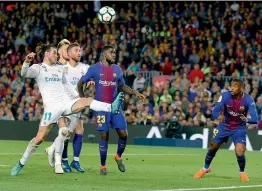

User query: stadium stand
[0,2,261,128]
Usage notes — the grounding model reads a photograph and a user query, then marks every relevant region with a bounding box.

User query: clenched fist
[25,52,36,63]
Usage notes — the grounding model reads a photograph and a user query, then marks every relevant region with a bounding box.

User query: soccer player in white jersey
[10,44,124,176]
[45,40,88,173]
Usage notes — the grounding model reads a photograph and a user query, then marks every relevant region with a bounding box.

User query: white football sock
[90,100,111,112]
[73,157,79,162]
[54,127,68,165]
[20,138,38,165]
[55,153,62,166]
[49,142,55,152]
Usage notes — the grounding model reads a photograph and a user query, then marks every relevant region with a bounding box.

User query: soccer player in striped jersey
[194,79,258,182]
[77,45,146,175]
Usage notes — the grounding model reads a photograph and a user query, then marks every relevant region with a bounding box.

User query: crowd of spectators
[0,2,261,128]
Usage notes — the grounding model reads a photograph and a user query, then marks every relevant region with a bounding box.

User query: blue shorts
[93,111,127,132]
[212,125,247,145]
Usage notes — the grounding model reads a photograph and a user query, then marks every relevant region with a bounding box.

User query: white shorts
[39,98,80,127]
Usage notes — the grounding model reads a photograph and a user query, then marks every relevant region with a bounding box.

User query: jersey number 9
[213,129,219,138]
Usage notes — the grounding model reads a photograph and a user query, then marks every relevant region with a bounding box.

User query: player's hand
[25,52,36,63]
[86,81,95,88]
[240,114,248,123]
[217,115,224,122]
[135,91,146,102]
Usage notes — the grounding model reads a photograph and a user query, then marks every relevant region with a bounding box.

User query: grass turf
[0,140,262,191]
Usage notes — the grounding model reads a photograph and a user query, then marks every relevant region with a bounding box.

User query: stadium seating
[0,2,261,128]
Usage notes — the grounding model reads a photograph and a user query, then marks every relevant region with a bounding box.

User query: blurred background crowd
[0,2,261,128]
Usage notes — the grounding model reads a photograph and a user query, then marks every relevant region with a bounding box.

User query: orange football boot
[194,168,211,178]
[240,172,250,182]
[100,165,107,175]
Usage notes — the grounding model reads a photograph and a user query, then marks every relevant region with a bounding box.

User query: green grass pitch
[0,140,262,191]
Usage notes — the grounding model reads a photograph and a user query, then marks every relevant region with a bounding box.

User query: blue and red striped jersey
[81,62,125,103]
[212,91,258,130]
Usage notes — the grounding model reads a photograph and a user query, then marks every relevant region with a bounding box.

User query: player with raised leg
[194,78,258,182]
[77,45,146,175]
[45,40,88,173]
[10,45,124,176]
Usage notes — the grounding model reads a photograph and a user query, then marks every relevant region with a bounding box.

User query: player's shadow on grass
[206,175,234,180]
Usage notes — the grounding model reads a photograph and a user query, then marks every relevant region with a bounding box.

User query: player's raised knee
[59,127,69,138]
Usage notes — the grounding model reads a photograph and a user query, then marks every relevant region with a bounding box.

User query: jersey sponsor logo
[99,80,116,86]
[100,73,104,76]
[228,111,242,117]
[113,73,117,78]
[226,105,232,107]
[45,74,61,82]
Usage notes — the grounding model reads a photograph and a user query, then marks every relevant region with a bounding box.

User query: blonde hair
[57,39,70,50]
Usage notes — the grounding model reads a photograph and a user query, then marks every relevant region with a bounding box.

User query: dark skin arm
[77,79,95,98]
[77,79,85,98]
[119,85,146,102]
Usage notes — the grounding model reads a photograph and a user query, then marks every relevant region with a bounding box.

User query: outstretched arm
[21,52,40,78]
[118,68,146,102]
[119,85,146,102]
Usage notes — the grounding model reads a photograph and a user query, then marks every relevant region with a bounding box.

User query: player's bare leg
[71,92,124,114]
[99,132,109,175]
[114,129,127,172]
[194,142,222,178]
[235,143,249,182]
[11,125,52,176]
[70,120,85,173]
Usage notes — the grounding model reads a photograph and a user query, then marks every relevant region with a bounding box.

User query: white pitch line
[154,185,262,191]
[0,165,8,167]
[0,153,198,156]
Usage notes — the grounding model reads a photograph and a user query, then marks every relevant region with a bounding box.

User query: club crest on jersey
[113,73,117,78]
[63,67,68,74]
[240,106,244,111]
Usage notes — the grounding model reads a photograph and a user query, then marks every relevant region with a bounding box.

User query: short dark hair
[232,78,244,87]
[102,45,115,53]
[67,42,80,52]
[36,44,56,57]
